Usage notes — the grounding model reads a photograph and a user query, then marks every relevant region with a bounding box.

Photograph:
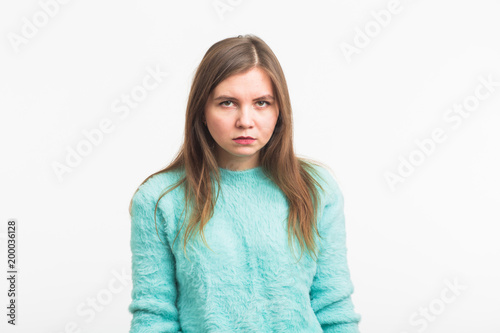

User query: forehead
[212,67,274,96]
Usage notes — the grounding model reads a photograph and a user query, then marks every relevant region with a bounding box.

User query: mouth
[233,136,256,145]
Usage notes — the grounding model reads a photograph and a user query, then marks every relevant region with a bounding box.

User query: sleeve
[309,173,361,333]
[128,186,182,333]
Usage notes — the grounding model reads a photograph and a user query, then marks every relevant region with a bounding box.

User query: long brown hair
[129,34,332,263]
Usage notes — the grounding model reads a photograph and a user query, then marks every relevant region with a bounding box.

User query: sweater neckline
[217,165,267,181]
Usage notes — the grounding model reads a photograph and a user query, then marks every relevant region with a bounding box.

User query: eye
[219,100,234,107]
[256,101,270,107]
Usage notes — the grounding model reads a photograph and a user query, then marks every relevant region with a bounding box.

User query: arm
[310,173,361,333]
[129,186,182,333]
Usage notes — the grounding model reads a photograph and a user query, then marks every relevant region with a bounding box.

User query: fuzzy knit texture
[128,164,361,333]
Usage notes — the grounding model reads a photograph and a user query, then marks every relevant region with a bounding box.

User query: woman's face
[204,66,279,170]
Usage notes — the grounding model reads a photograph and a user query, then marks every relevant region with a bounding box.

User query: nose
[235,104,254,128]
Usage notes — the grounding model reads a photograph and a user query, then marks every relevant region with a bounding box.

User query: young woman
[128,34,361,332]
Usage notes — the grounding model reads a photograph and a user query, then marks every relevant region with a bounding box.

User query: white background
[1,0,499,332]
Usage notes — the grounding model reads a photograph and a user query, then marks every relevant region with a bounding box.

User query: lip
[233,137,256,145]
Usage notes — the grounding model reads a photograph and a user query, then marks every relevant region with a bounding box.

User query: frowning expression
[204,66,279,169]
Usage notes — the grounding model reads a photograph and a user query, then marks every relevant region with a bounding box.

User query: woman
[128,34,361,332]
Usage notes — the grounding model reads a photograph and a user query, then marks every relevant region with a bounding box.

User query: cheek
[208,119,231,139]
[260,115,278,135]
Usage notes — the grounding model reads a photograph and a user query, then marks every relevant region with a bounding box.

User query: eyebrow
[213,94,275,101]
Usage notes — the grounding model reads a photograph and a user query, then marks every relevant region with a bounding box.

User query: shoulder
[132,169,185,212]
[306,162,344,207]
[307,163,342,194]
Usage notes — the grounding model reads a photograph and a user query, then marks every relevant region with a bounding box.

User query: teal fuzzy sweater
[128,165,361,332]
